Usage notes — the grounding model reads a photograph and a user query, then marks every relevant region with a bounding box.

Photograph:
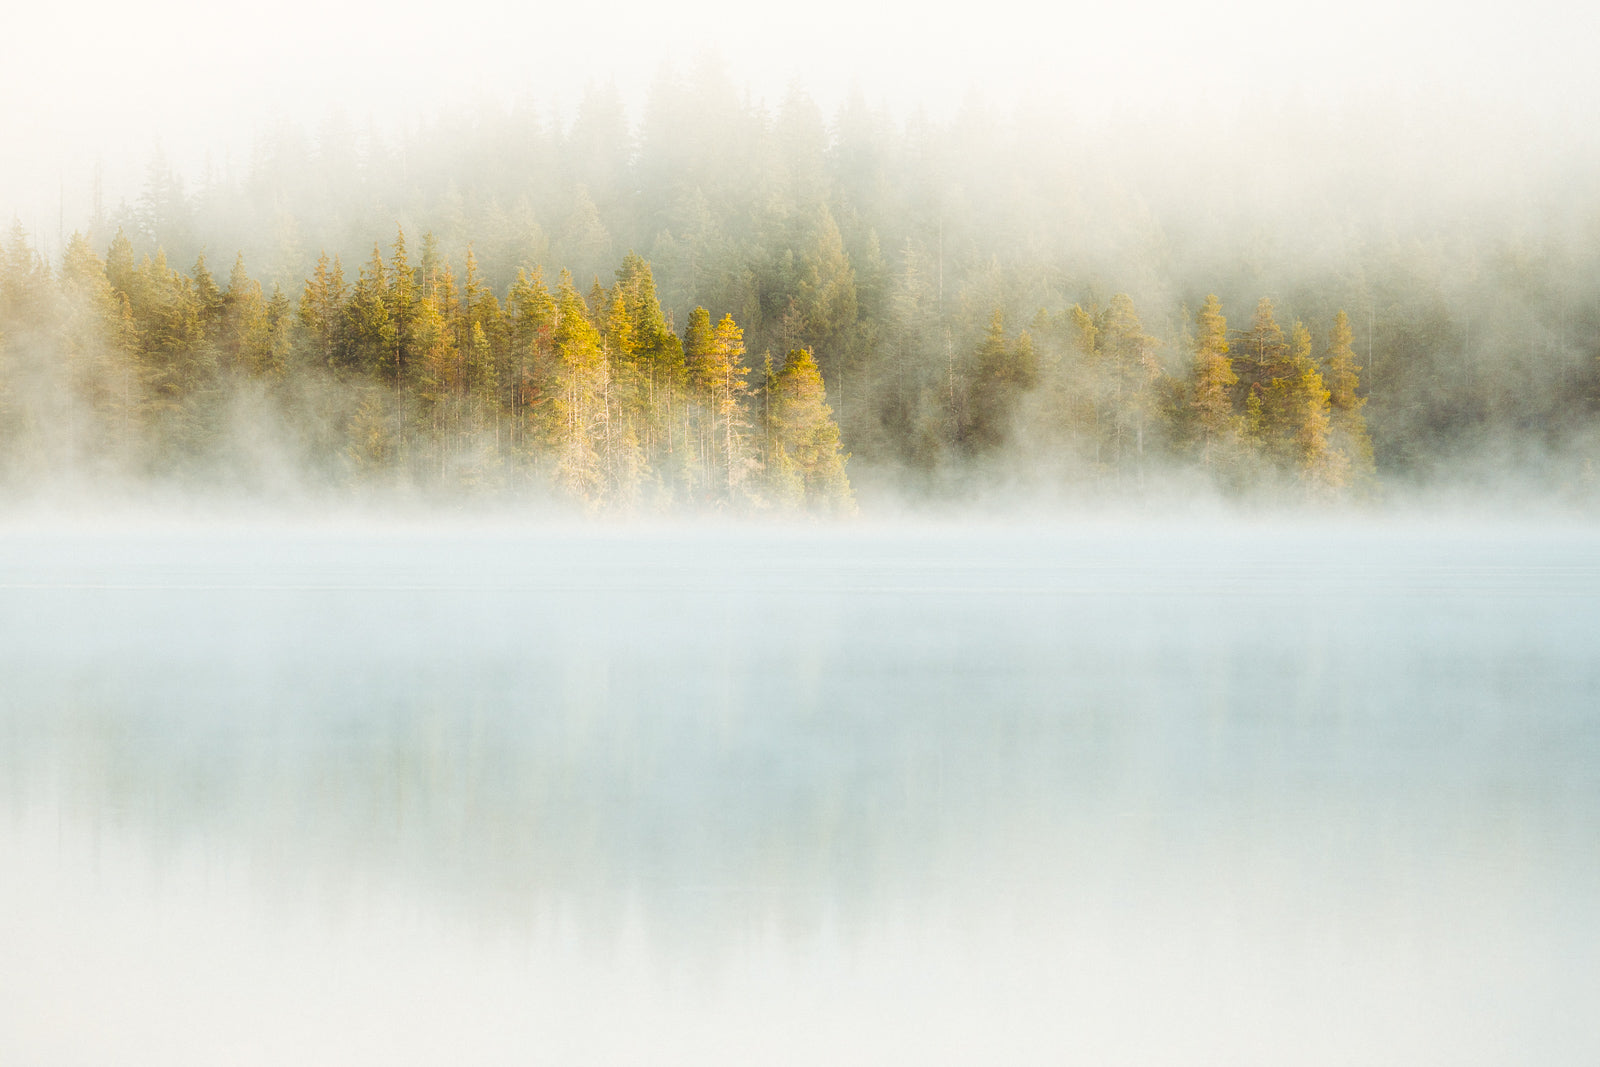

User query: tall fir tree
[1189,294,1239,467]
[1324,309,1374,483]
[769,348,853,512]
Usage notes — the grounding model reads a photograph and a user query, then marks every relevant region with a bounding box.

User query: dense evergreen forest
[3,68,1598,509]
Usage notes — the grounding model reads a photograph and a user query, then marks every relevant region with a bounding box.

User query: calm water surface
[2,517,1597,1064]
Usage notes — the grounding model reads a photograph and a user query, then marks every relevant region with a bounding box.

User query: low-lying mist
[4,516,1597,1063]
[5,21,1598,1066]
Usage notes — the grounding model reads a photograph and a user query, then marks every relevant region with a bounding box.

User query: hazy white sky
[3,0,1597,238]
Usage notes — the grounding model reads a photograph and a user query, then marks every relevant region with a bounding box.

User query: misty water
[3,516,1597,1064]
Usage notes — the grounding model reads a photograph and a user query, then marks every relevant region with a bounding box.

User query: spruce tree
[770,348,853,512]
[1099,293,1160,479]
[299,252,347,367]
[552,270,607,503]
[682,305,716,493]
[1325,309,1374,482]
[707,313,755,502]
[1189,294,1239,467]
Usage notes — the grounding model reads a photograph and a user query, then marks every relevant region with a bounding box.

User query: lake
[2,515,1597,1064]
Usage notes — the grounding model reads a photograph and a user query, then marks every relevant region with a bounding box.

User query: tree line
[60,71,1594,502]
[0,215,1385,506]
[0,221,852,510]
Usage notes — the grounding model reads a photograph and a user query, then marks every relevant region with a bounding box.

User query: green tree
[1189,294,1240,467]
[343,246,396,378]
[220,253,269,376]
[682,304,716,492]
[299,251,347,367]
[688,311,755,503]
[1234,296,1289,398]
[128,249,214,460]
[1325,309,1374,482]
[1261,320,1339,486]
[769,348,853,512]
[506,266,557,455]
[58,232,140,462]
[385,227,418,380]
[1099,293,1161,480]
[966,308,1038,453]
[552,270,607,503]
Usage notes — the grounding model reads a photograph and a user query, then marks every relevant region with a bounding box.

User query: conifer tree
[967,309,1039,453]
[386,227,418,380]
[682,305,716,492]
[506,266,557,456]
[769,348,853,512]
[344,246,396,378]
[459,246,506,398]
[53,233,137,461]
[694,312,755,502]
[793,205,859,391]
[1325,309,1375,482]
[59,233,118,344]
[129,249,214,459]
[1189,294,1239,467]
[105,228,137,298]
[261,285,293,381]
[299,251,347,367]
[190,254,224,346]
[414,288,457,418]
[1236,297,1289,397]
[592,276,648,505]
[552,270,607,502]
[612,252,684,469]
[1099,293,1161,478]
[220,253,268,376]
[1261,319,1339,486]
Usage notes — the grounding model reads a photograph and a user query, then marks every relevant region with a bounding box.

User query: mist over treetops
[2,65,1597,510]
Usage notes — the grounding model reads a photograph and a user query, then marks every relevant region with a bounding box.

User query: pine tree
[191,253,223,345]
[769,348,853,512]
[1236,296,1289,397]
[682,305,716,493]
[344,246,396,378]
[966,309,1037,453]
[506,266,557,456]
[1,221,52,328]
[598,276,647,502]
[793,205,859,398]
[220,253,268,376]
[1261,319,1339,487]
[261,285,293,381]
[552,270,607,503]
[1189,294,1239,467]
[1325,309,1374,482]
[129,248,214,460]
[105,228,137,298]
[612,252,684,471]
[51,232,131,462]
[386,227,418,380]
[706,313,755,501]
[299,251,347,367]
[459,246,505,399]
[1099,293,1161,479]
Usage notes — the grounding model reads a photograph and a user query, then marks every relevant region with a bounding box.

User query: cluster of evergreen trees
[925,290,1373,494]
[5,68,1598,506]
[0,215,1376,506]
[0,222,852,511]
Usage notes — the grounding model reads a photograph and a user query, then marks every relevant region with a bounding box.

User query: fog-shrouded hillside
[3,68,1598,511]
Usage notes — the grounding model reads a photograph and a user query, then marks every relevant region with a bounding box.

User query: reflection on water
[2,518,1598,1064]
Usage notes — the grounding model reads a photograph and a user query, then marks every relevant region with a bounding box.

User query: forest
[2,65,1598,510]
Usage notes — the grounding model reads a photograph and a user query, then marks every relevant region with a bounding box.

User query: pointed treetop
[1195,294,1228,359]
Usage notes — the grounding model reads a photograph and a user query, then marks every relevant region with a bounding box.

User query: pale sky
[3,0,1597,243]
